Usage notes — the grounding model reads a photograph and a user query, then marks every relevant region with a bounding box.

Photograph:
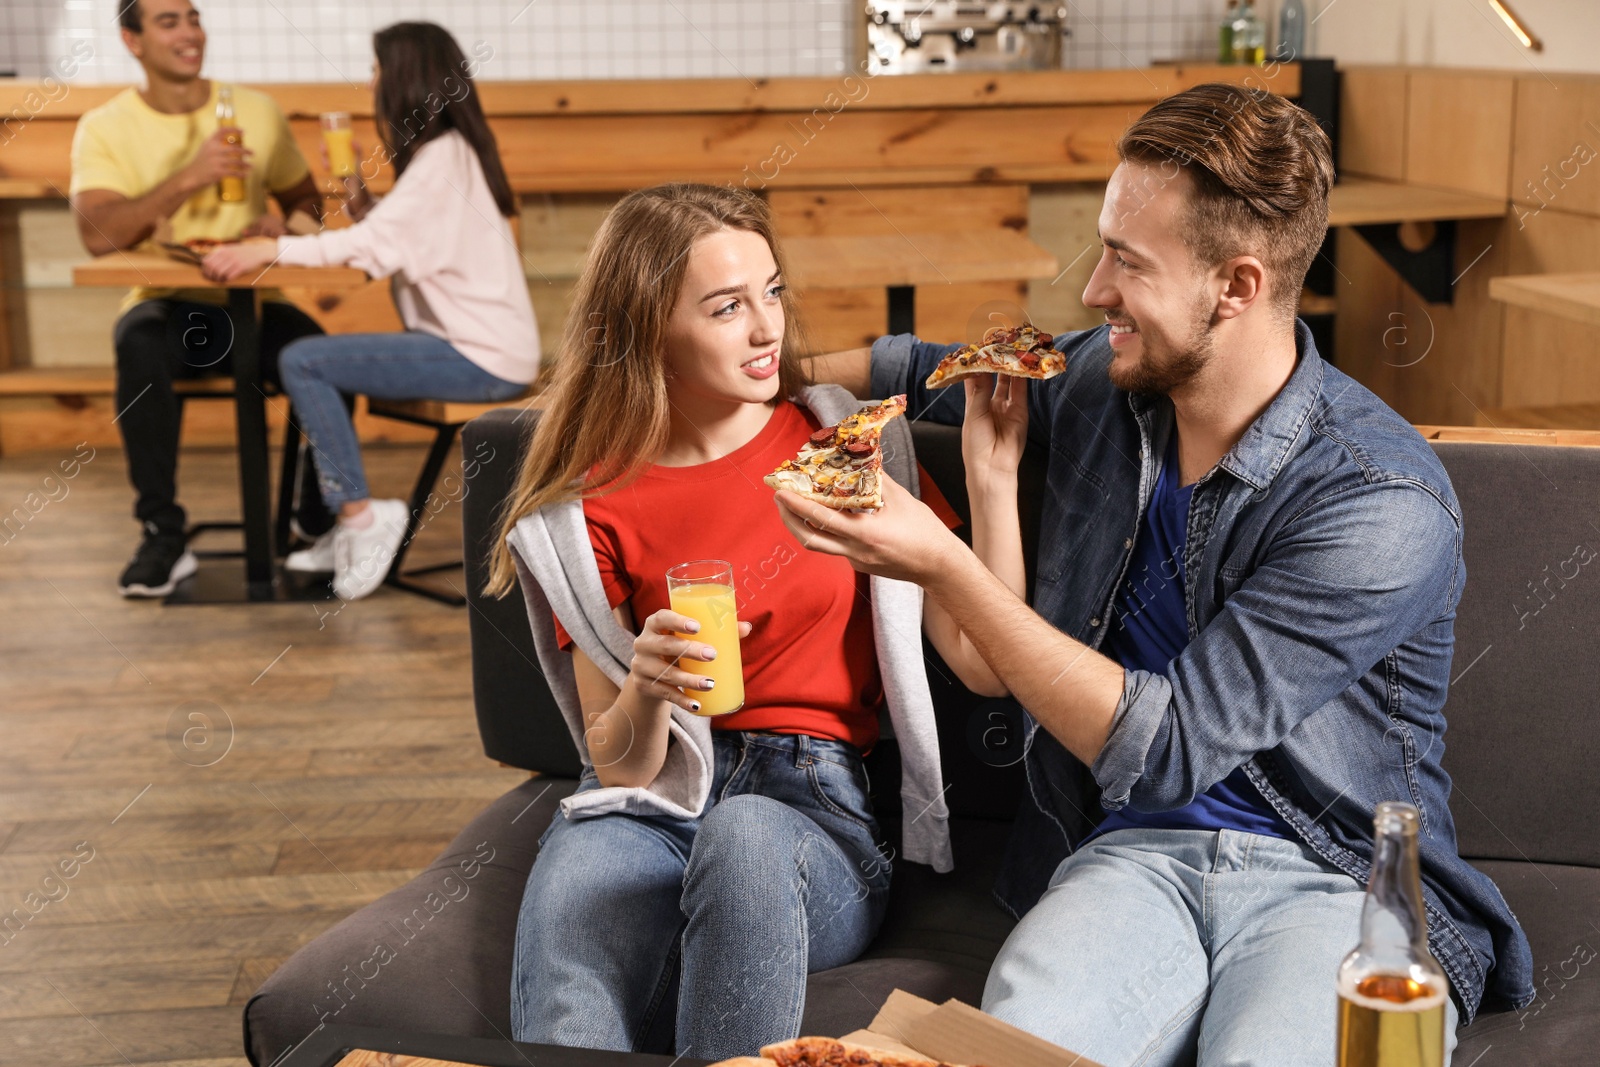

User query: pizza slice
[183,236,243,254]
[764,395,907,511]
[923,322,1067,390]
[748,1036,977,1067]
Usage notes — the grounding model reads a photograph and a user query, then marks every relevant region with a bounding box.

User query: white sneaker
[331,499,409,601]
[285,528,338,573]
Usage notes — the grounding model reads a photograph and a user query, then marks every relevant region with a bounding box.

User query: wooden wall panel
[20,287,119,367]
[1404,70,1515,199]
[1497,207,1600,410]
[1509,75,1600,222]
[768,184,1036,352]
[1339,67,1408,182]
[767,185,1029,237]
[1026,182,1107,336]
[0,67,1297,123]
[3,105,1146,192]
[1334,216,1509,427]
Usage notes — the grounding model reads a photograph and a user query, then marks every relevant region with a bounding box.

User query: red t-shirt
[553,399,961,751]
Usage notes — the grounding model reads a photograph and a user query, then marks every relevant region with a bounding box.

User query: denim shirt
[872,321,1534,1023]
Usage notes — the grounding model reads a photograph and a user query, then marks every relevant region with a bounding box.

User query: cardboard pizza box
[838,989,1106,1067]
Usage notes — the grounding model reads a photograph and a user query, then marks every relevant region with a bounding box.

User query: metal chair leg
[382,423,467,605]
[275,412,301,557]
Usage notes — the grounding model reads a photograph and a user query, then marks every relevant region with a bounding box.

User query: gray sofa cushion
[244,777,576,1065]
[1454,860,1600,1064]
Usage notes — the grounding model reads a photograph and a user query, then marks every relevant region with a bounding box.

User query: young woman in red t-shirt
[487,184,1015,1058]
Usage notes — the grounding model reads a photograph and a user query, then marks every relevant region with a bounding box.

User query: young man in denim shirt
[780,85,1533,1066]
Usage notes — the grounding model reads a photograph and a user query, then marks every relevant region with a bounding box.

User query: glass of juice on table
[320,111,358,179]
[666,560,745,716]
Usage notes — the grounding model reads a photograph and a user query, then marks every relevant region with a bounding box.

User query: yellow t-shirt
[70,81,310,310]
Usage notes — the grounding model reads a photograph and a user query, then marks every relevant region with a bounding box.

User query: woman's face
[662,227,786,407]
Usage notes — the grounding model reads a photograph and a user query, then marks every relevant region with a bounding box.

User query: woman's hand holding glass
[626,608,752,715]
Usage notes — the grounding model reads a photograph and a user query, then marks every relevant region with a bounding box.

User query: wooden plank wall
[1337,67,1600,428]
[767,184,1031,352]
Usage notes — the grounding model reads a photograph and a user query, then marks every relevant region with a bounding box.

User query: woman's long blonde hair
[485,183,812,596]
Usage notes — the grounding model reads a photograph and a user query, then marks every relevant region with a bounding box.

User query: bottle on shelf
[215,85,246,203]
[1231,0,1266,66]
[1336,802,1449,1067]
[1277,0,1307,62]
[1219,0,1239,64]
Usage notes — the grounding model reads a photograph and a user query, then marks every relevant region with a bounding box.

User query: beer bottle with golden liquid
[1337,801,1449,1067]
[215,85,246,203]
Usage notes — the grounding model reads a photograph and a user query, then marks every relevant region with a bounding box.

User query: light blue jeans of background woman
[278,330,524,507]
[983,827,1460,1067]
[510,731,893,1060]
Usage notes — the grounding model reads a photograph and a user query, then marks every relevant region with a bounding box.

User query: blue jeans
[983,828,1460,1067]
[278,331,524,506]
[510,732,892,1059]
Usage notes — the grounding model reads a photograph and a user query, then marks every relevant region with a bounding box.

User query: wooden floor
[0,443,532,1067]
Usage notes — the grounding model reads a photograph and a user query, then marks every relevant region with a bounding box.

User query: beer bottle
[215,85,246,203]
[1336,802,1449,1067]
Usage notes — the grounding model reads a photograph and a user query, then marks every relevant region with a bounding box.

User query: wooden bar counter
[0,65,1298,196]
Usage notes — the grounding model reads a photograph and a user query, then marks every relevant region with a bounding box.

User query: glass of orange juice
[320,111,357,179]
[665,560,745,716]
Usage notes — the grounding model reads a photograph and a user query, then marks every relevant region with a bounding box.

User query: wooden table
[783,229,1060,334]
[1488,272,1600,328]
[74,251,367,603]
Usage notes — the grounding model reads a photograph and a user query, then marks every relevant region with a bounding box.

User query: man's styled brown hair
[1117,82,1334,317]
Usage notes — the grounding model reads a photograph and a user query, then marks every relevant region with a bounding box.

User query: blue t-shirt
[1091,434,1292,842]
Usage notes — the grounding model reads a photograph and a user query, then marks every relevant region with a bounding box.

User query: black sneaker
[118,523,199,598]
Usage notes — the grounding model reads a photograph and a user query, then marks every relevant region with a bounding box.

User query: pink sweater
[276,131,540,385]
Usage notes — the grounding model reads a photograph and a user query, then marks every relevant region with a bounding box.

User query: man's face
[1082,162,1219,395]
[122,0,206,81]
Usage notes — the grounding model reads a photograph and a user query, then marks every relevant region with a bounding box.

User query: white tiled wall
[1061,0,1236,70]
[1,0,1265,84]
[0,0,857,83]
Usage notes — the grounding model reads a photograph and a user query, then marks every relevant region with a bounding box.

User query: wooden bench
[365,390,545,605]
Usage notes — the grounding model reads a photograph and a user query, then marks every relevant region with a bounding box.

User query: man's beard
[1105,295,1217,395]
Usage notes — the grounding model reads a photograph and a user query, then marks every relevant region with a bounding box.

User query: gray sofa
[246,409,1600,1066]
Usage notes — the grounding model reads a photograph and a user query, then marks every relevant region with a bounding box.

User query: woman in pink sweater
[205,22,538,600]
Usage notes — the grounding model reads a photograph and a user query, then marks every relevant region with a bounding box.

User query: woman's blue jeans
[278,331,524,507]
[510,732,893,1059]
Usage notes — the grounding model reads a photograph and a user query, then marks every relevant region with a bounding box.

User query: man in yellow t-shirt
[70,0,336,597]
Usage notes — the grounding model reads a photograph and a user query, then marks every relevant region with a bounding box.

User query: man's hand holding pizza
[773,476,961,586]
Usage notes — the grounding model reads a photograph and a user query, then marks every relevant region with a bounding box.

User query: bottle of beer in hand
[1337,802,1449,1067]
[215,85,246,203]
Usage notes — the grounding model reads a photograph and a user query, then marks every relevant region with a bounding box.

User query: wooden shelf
[1487,272,1600,328]
[784,229,1058,290]
[1326,179,1507,227]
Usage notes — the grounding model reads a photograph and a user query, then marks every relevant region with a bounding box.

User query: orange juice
[323,126,357,178]
[666,567,745,717]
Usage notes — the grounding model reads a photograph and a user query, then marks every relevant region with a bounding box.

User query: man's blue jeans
[983,828,1460,1067]
[278,331,524,507]
[510,732,892,1059]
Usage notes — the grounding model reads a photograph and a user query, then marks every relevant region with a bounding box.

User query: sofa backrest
[461,409,1599,865]
[462,409,583,779]
[1430,443,1600,868]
